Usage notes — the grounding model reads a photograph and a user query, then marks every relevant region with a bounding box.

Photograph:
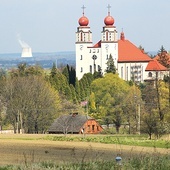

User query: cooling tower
[21,47,33,57]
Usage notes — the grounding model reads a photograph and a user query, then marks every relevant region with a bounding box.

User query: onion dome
[104,15,114,26]
[78,16,89,26]
[104,4,114,26]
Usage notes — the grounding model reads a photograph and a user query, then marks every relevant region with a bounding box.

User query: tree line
[0,46,169,138]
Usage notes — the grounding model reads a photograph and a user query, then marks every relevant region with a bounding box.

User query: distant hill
[0,51,76,69]
[0,51,158,70]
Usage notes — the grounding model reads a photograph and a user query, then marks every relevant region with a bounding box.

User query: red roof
[145,59,167,71]
[92,40,101,48]
[118,39,152,62]
[78,16,89,26]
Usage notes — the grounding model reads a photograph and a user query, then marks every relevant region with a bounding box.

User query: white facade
[76,12,119,80]
[75,8,153,82]
[117,62,148,82]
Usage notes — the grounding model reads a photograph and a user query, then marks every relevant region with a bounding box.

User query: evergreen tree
[88,92,96,113]
[62,65,76,87]
[105,54,117,74]
[79,81,85,101]
[62,65,69,84]
[157,45,169,68]
[80,75,90,97]
[70,84,78,104]
[69,66,76,86]
[51,62,57,77]
[75,78,81,102]
[84,73,94,84]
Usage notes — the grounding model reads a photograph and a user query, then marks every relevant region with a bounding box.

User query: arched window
[90,65,92,73]
[106,31,108,41]
[148,72,152,77]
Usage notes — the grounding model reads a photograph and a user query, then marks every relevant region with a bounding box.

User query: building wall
[82,119,103,134]
[117,62,149,83]
[75,19,149,83]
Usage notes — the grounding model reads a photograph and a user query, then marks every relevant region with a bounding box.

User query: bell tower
[75,5,93,80]
[101,4,118,73]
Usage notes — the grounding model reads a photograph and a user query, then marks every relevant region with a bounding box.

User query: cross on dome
[104,4,114,26]
[107,4,111,15]
[78,5,89,26]
[81,5,86,16]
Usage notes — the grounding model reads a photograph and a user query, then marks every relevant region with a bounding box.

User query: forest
[0,46,170,139]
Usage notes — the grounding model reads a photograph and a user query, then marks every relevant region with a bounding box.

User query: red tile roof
[92,40,101,48]
[118,39,152,62]
[145,59,167,71]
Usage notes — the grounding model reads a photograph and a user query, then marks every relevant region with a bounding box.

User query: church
[75,5,167,82]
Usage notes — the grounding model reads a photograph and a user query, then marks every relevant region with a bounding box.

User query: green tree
[88,92,96,114]
[122,85,142,134]
[75,78,81,102]
[91,73,130,132]
[70,84,78,104]
[2,76,61,133]
[50,62,57,77]
[79,81,86,101]
[105,54,117,74]
[10,63,44,77]
[62,65,69,83]
[141,81,170,138]
[49,67,72,100]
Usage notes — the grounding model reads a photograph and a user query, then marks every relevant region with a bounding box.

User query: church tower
[75,6,93,80]
[101,4,118,73]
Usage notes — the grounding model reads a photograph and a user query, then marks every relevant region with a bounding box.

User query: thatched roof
[48,113,93,134]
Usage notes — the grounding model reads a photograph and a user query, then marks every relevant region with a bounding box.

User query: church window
[126,66,128,80]
[106,55,108,60]
[106,31,108,41]
[98,65,101,72]
[89,49,91,53]
[121,67,123,78]
[81,33,83,41]
[97,49,99,53]
[88,32,90,41]
[94,64,96,72]
[90,65,92,73]
[81,67,83,72]
[80,55,83,60]
[148,72,152,77]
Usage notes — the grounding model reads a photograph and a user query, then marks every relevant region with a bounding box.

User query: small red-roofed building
[75,5,167,82]
[145,59,167,81]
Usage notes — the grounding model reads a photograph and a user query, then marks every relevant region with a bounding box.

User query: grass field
[0,134,169,167]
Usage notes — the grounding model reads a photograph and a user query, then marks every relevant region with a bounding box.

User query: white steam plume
[17,34,31,48]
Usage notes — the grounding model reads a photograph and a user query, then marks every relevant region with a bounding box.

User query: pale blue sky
[0,0,169,53]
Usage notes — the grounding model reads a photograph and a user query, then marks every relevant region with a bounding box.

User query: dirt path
[0,137,169,166]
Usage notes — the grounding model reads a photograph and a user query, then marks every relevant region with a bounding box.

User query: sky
[0,0,170,54]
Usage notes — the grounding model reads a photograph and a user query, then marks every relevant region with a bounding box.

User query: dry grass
[0,134,169,166]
